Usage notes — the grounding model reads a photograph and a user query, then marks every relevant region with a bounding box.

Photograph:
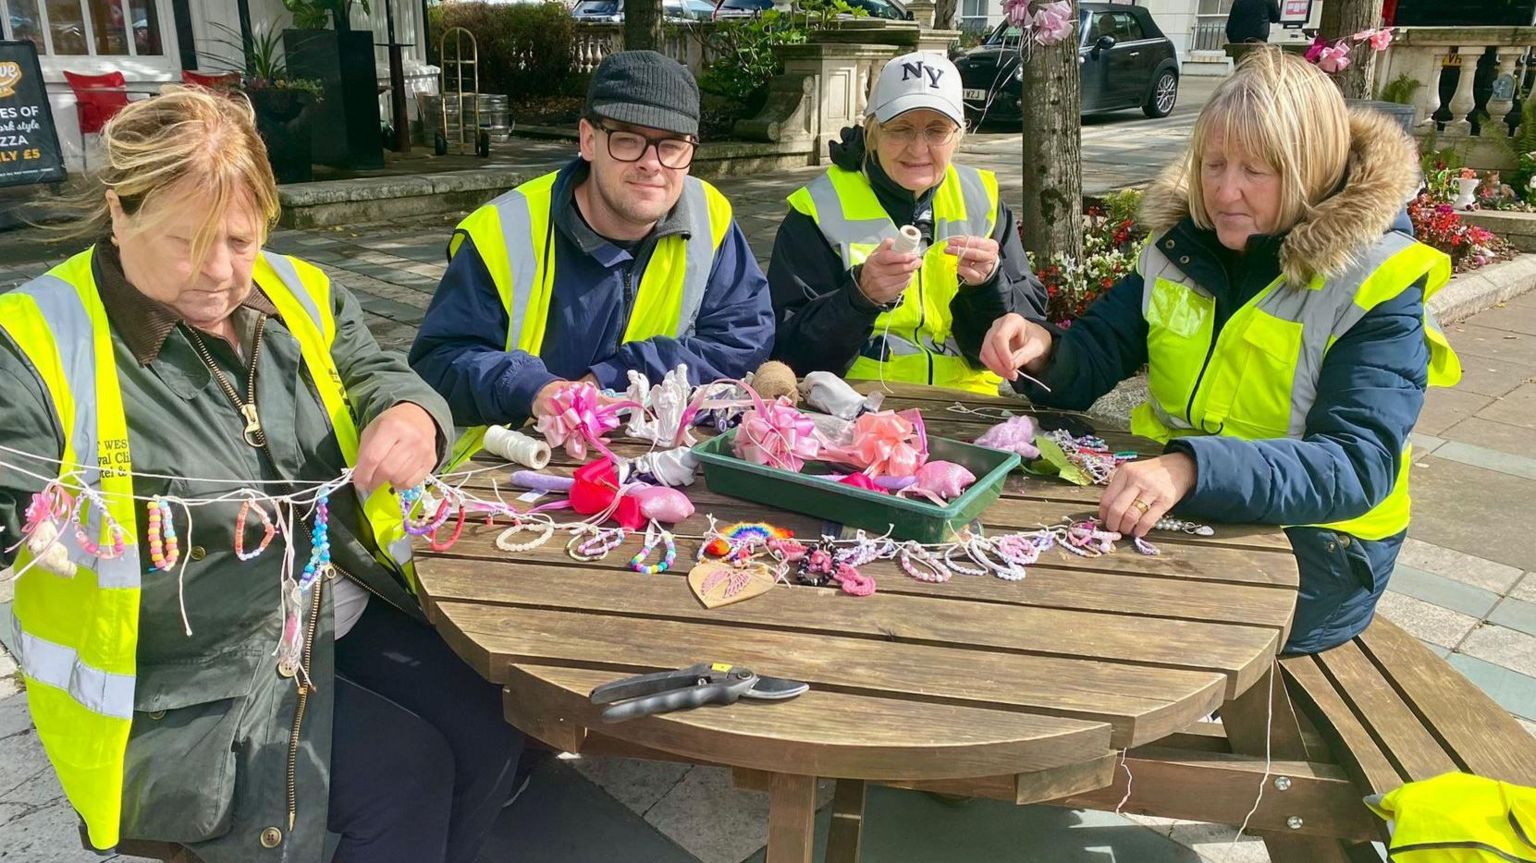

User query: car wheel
[1143,70,1178,118]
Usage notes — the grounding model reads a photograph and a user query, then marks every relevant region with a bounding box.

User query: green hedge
[428,2,576,100]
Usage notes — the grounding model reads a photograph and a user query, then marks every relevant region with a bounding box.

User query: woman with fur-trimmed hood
[981,48,1463,653]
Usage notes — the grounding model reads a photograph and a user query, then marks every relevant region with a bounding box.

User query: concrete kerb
[276,168,534,229]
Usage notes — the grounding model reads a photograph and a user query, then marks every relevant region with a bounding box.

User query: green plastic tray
[691,430,1021,543]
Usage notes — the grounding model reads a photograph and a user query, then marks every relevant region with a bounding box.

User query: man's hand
[857,237,922,305]
[532,375,602,419]
[354,403,439,493]
[979,313,1055,382]
[1098,452,1198,538]
[945,235,1000,286]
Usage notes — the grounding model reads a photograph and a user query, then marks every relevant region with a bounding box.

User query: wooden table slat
[434,601,1226,748]
[1356,619,1536,785]
[502,664,1114,780]
[1279,654,1404,795]
[1314,641,1461,782]
[453,480,1300,587]
[422,556,1280,698]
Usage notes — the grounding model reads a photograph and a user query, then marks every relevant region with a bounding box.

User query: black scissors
[589,662,810,723]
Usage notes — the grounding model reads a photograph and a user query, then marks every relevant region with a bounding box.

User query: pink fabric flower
[735,395,821,472]
[843,410,929,477]
[1317,41,1353,74]
[1031,1,1074,45]
[534,383,633,461]
[1353,27,1393,51]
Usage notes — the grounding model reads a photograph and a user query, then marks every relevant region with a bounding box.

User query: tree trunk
[1019,37,1083,271]
[625,0,664,53]
[1319,0,1380,99]
[934,0,959,31]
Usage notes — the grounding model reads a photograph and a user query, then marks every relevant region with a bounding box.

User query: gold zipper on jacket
[286,575,324,831]
[186,317,268,448]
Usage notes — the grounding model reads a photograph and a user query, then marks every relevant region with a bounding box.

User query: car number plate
[963,88,987,100]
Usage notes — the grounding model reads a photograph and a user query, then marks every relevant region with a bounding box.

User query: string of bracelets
[1041,428,1139,486]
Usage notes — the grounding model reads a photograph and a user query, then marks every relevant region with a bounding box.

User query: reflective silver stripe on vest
[803,173,898,269]
[491,188,541,349]
[493,178,717,343]
[676,177,716,338]
[12,274,139,589]
[935,165,994,240]
[7,609,134,719]
[262,252,323,326]
[1139,231,1422,438]
[806,168,994,267]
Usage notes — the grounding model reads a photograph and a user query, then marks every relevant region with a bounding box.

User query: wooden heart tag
[687,561,776,609]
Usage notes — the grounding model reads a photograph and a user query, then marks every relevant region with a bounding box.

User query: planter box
[250,88,316,185]
[1464,209,1536,253]
[283,29,384,170]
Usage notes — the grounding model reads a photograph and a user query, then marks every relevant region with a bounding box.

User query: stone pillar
[734,41,902,159]
[1444,45,1483,136]
[903,0,937,29]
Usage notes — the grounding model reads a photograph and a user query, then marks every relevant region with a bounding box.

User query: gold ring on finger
[1130,499,1151,515]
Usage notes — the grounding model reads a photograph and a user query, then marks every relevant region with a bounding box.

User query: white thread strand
[1231,665,1277,847]
[483,425,552,470]
[1113,747,1134,815]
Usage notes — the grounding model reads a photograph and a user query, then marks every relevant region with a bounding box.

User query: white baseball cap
[868,52,965,126]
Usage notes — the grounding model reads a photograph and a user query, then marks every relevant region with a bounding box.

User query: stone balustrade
[572,22,720,76]
[1376,27,1536,167]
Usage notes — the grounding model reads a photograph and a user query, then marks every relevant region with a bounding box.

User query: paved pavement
[3,72,1535,862]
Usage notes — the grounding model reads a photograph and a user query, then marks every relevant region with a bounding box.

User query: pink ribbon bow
[734,393,822,472]
[534,383,636,462]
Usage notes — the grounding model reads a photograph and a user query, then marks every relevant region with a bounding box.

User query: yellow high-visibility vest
[1129,232,1462,540]
[0,248,414,848]
[1366,772,1536,861]
[446,170,734,467]
[787,163,1002,394]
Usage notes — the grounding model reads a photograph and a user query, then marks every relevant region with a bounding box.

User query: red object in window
[1381,0,1397,25]
[62,70,130,135]
[181,70,241,90]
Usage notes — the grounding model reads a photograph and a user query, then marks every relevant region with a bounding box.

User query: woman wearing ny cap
[767,52,1048,394]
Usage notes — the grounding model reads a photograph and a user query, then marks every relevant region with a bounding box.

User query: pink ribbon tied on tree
[534,383,636,462]
[734,393,821,472]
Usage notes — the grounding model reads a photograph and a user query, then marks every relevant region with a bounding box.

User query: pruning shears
[588,662,809,723]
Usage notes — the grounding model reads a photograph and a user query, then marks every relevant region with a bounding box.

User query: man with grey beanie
[411,51,773,458]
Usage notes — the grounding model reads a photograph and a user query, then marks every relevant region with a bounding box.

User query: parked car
[712,0,774,18]
[954,2,1179,124]
[570,0,715,22]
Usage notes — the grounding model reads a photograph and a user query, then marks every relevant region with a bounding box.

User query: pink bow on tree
[1000,0,1074,46]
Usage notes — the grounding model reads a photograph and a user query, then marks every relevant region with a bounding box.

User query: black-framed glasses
[594,120,698,169]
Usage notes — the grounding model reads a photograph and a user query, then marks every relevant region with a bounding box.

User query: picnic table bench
[99,383,1536,863]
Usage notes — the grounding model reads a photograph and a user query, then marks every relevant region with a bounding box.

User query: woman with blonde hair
[980,47,1462,653]
[0,88,523,862]
[768,51,1049,393]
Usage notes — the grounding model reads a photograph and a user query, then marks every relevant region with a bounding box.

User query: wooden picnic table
[415,383,1300,863]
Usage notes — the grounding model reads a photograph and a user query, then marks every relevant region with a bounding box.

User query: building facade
[0,0,433,171]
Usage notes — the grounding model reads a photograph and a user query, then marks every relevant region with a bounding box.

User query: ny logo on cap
[900,61,943,88]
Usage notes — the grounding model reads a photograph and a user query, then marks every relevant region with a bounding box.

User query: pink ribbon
[733,382,822,472]
[822,409,930,478]
[533,383,637,462]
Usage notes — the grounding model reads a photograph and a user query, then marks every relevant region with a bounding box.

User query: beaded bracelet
[1154,517,1214,536]
[429,502,468,553]
[629,525,676,574]
[298,494,331,591]
[400,485,452,537]
[496,519,555,554]
[73,489,129,560]
[897,542,950,583]
[568,527,626,562]
[967,537,1026,581]
[234,498,277,561]
[942,543,987,576]
[146,497,180,572]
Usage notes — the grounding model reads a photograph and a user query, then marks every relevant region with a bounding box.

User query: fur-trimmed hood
[1137,108,1422,286]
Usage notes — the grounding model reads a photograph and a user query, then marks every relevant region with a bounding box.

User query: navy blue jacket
[1018,212,1429,654]
[410,159,774,427]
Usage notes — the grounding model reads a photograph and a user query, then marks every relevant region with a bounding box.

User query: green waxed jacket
[0,245,454,862]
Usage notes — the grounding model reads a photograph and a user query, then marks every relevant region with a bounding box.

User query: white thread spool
[484,425,552,470]
[892,224,922,255]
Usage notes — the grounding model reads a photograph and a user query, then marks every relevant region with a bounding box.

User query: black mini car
[955,2,1180,124]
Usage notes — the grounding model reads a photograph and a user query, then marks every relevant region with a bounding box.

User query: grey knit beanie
[585,50,701,138]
